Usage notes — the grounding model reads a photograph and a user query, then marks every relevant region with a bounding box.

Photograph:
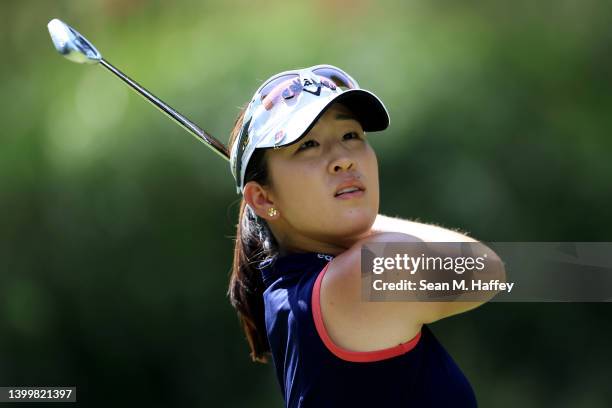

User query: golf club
[47,18,230,161]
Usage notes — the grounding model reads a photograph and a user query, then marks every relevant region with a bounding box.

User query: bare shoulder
[318,232,424,353]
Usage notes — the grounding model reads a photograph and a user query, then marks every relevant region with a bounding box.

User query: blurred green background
[1,0,611,406]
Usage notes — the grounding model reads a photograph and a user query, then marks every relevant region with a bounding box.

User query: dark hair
[226,105,279,363]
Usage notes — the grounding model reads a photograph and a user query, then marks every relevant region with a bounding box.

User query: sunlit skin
[243,103,380,256]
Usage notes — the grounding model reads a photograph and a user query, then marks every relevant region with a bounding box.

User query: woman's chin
[334,209,376,233]
[342,205,376,219]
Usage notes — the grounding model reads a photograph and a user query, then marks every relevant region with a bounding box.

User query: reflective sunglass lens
[256,67,357,111]
[259,74,299,101]
[312,67,356,89]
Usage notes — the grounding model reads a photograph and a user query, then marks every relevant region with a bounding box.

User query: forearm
[372,214,408,234]
[372,213,477,243]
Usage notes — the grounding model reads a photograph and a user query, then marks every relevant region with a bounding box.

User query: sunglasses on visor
[254,65,360,110]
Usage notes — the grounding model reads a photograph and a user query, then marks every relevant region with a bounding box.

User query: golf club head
[47,18,102,64]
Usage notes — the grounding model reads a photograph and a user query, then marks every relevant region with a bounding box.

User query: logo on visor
[234,117,252,188]
[274,129,285,144]
[280,77,338,100]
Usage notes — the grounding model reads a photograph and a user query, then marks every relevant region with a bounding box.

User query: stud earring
[267,207,278,217]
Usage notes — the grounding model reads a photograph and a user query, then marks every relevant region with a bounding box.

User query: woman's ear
[243,181,277,220]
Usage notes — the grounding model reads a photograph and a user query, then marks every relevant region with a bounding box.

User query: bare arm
[366,213,505,321]
[320,214,505,352]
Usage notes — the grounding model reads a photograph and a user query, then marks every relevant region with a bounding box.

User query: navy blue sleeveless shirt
[259,251,477,408]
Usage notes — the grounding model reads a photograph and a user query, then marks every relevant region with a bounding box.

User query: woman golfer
[227,65,498,407]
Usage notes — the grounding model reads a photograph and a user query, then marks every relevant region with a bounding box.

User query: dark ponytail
[226,106,279,363]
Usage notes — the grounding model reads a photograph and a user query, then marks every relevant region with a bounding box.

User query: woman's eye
[343,131,361,140]
[298,139,318,151]
[297,133,360,152]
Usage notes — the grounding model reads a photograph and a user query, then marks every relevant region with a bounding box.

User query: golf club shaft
[99,59,230,161]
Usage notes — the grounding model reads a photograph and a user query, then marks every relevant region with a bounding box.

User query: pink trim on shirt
[312,262,422,363]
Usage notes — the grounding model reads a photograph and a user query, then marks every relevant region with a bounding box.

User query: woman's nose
[328,154,355,173]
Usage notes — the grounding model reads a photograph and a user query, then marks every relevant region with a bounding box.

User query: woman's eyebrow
[335,113,358,121]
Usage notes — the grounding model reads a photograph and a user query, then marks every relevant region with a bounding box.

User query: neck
[274,225,375,257]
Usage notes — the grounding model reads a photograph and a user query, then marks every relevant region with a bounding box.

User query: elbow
[489,249,507,284]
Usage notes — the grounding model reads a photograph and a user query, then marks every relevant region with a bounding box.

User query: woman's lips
[334,178,366,197]
[335,189,365,200]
